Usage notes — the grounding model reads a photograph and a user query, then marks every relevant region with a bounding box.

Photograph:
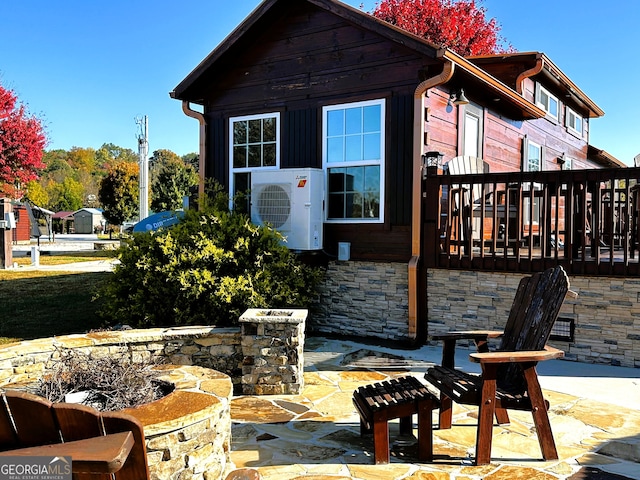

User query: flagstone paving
[228,337,640,480]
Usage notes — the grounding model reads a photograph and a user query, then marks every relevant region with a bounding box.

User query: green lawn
[0,268,111,343]
[12,250,114,266]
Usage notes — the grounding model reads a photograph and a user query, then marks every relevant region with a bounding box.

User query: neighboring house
[73,208,105,234]
[10,203,31,243]
[170,0,623,343]
[10,203,54,242]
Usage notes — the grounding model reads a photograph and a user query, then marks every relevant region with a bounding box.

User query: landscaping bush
[97,189,324,328]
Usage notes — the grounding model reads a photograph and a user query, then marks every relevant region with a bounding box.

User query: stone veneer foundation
[313,260,410,340]
[312,260,640,367]
[427,269,640,368]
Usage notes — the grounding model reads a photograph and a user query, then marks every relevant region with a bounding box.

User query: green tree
[150,149,181,168]
[96,143,137,170]
[150,160,198,212]
[50,177,84,211]
[149,149,181,186]
[42,150,73,187]
[98,162,139,226]
[25,180,49,208]
[97,187,324,328]
[182,152,199,173]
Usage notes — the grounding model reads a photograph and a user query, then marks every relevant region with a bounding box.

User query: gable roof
[73,208,104,216]
[170,0,544,120]
[172,0,438,100]
[52,211,74,220]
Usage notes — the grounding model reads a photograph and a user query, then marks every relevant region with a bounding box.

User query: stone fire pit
[0,336,234,480]
[121,364,233,479]
[0,318,309,479]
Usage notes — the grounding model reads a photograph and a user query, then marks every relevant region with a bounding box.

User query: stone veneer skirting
[429,269,640,368]
[312,260,640,368]
[312,260,410,340]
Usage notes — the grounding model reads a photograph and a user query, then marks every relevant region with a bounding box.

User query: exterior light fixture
[421,151,445,178]
[448,88,470,107]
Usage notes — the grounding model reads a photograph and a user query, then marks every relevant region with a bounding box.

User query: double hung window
[565,107,583,135]
[229,112,280,201]
[536,85,559,120]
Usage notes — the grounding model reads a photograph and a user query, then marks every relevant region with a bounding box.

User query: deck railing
[423,167,640,276]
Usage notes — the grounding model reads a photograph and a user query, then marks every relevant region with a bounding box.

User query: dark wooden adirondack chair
[0,390,150,479]
[424,265,571,465]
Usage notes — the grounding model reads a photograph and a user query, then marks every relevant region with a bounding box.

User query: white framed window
[229,112,280,200]
[565,107,583,135]
[322,99,385,222]
[462,103,483,158]
[522,137,545,228]
[562,156,573,170]
[525,139,543,172]
[536,85,559,120]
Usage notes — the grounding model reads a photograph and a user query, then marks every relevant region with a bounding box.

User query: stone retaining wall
[0,312,307,395]
[0,318,307,479]
[0,326,243,389]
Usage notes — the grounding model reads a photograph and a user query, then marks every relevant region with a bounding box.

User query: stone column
[1,199,13,269]
[239,308,307,395]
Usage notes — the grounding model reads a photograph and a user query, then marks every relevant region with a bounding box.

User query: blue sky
[1,0,638,164]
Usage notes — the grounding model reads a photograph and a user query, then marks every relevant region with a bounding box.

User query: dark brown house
[171,0,622,342]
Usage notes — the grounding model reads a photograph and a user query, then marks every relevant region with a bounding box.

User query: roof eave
[587,145,627,168]
[171,0,279,101]
[171,0,442,102]
[468,52,604,118]
[440,49,546,120]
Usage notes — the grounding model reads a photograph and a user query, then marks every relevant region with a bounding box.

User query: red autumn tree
[0,84,47,198]
[372,0,512,56]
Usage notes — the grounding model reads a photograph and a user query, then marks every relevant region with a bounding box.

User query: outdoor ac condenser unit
[250,168,324,251]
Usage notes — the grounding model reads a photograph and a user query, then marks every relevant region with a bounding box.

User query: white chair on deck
[444,156,490,253]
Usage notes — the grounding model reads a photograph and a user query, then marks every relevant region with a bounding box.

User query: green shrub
[97,191,324,328]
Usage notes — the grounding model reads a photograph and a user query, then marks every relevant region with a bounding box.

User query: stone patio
[228,336,640,480]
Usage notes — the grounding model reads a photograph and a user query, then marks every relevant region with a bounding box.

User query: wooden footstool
[352,376,438,464]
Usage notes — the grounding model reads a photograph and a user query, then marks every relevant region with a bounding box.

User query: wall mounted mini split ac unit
[250,168,324,251]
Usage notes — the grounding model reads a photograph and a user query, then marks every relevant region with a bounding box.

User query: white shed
[73,208,105,234]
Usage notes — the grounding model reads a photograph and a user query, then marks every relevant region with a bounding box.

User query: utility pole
[136,115,149,221]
